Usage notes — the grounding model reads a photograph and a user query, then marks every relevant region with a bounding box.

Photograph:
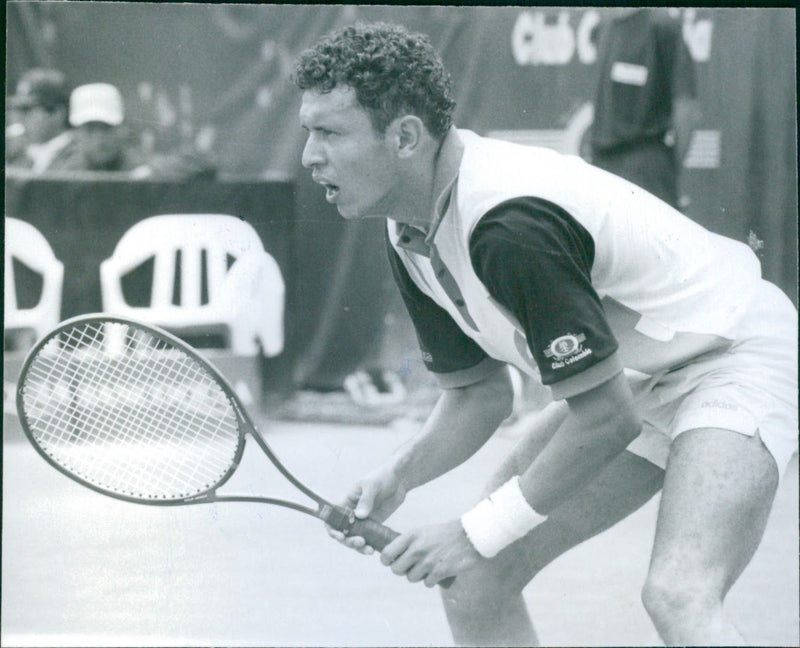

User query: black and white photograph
[3,4,798,647]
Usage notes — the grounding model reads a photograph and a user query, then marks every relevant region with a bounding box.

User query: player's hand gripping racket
[16,314,454,588]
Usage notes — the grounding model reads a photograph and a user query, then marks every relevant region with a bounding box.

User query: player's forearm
[392,369,514,492]
[519,372,641,514]
[519,409,639,514]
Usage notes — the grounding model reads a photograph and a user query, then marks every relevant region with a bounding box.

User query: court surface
[2,412,798,647]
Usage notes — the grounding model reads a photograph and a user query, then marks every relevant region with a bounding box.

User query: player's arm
[458,197,641,556]
[329,235,514,551]
[379,374,639,585]
[385,229,516,490]
[378,199,641,582]
[335,366,514,555]
[382,231,515,493]
[390,364,514,492]
[517,370,639,512]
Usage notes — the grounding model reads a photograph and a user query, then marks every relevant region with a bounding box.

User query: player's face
[299,86,401,220]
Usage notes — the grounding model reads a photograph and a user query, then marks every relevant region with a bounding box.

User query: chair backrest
[4,217,65,344]
[100,214,284,356]
[103,214,265,308]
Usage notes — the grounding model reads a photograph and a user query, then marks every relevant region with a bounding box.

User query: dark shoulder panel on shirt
[470,196,596,272]
[468,197,620,392]
[384,226,489,376]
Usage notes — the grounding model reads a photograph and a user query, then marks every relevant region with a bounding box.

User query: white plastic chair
[4,218,65,345]
[100,214,284,357]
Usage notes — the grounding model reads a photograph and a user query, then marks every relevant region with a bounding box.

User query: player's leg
[442,403,664,646]
[641,427,779,645]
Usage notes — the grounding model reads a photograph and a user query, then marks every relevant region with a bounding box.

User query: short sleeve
[469,197,622,397]
[385,231,503,387]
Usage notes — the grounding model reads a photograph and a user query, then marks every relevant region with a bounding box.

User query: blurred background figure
[587,8,700,209]
[6,68,75,173]
[65,82,146,173]
[62,82,216,180]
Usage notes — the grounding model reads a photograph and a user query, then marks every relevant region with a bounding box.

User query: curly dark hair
[294,22,455,140]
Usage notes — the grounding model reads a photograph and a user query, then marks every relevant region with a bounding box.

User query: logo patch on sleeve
[543,333,592,369]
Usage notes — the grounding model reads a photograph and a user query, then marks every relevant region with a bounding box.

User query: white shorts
[626,280,798,477]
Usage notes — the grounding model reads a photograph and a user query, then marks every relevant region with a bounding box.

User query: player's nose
[301,135,324,169]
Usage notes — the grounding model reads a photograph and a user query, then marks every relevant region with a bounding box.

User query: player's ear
[392,115,425,158]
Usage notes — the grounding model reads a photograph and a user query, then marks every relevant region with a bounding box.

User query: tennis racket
[16,314,454,587]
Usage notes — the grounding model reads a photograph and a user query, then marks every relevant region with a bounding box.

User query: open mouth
[322,182,340,202]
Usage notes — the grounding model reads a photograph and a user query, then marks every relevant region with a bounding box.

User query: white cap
[69,83,124,127]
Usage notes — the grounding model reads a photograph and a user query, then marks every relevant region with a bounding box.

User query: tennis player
[294,22,797,646]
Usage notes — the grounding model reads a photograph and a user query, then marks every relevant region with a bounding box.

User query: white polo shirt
[387,128,762,400]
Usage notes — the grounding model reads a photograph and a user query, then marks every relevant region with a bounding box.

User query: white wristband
[460,476,547,558]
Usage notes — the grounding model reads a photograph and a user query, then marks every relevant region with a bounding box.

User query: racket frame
[16,314,323,516]
[16,314,455,586]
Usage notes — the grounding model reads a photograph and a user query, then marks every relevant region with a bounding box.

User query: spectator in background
[65,82,147,174]
[6,68,76,173]
[588,8,700,209]
[62,82,216,180]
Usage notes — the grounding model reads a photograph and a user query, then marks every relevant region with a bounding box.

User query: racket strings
[25,327,210,495]
[25,325,235,496]
[20,321,242,499]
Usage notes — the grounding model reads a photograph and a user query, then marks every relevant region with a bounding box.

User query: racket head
[16,314,249,505]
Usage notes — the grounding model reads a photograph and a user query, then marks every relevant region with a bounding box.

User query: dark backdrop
[6,5,797,389]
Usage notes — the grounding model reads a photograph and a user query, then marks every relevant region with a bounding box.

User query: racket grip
[320,504,455,589]
[320,503,397,549]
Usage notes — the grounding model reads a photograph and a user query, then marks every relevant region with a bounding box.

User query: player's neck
[389,153,439,232]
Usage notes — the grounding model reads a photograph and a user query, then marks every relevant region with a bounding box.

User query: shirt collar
[394,126,465,253]
[425,126,464,244]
